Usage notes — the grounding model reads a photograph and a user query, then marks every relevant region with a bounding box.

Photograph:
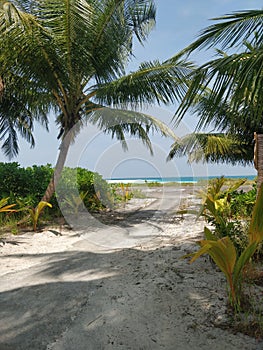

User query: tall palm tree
[0,0,192,202]
[171,9,263,190]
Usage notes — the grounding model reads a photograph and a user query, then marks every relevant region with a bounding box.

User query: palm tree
[0,0,192,202]
[171,9,263,191]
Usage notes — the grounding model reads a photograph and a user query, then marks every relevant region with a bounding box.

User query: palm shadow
[0,245,203,350]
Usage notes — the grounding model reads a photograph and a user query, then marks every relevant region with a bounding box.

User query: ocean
[106,175,256,184]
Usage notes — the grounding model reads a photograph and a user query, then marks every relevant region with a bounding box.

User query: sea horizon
[106,175,256,184]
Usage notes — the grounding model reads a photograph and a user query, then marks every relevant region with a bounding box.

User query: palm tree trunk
[254,132,263,193]
[0,76,4,99]
[41,132,72,202]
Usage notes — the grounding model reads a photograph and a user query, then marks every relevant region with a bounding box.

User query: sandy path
[0,187,262,350]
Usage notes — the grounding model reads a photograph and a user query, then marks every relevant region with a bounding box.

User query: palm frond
[0,119,20,158]
[94,58,194,107]
[0,66,52,158]
[86,107,178,154]
[175,44,263,129]
[126,0,156,43]
[174,9,263,139]
[168,133,253,165]
[183,9,263,53]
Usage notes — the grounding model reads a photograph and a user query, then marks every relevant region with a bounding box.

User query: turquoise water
[107,175,256,184]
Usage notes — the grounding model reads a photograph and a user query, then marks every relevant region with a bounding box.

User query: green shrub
[0,163,114,224]
[110,183,134,203]
[230,185,257,219]
[0,162,53,206]
[56,167,114,212]
[198,177,247,242]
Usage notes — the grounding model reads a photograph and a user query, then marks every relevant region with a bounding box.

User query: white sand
[0,186,262,350]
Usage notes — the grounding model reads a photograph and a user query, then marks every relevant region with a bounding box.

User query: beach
[0,184,262,350]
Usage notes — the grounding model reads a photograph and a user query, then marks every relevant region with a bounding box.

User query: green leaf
[0,197,16,212]
[206,237,236,277]
[248,183,263,244]
[204,226,217,240]
[190,237,236,285]
[190,241,212,263]
[29,201,52,231]
[233,241,258,288]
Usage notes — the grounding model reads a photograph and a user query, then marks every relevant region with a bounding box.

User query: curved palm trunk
[254,132,263,193]
[41,131,72,202]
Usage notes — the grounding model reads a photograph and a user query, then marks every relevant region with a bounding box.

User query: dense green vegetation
[0,162,115,231]
[0,162,53,206]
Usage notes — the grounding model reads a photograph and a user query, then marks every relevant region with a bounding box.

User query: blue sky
[1,0,262,178]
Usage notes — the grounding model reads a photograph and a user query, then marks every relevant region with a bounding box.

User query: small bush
[230,185,256,219]
[56,167,114,212]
